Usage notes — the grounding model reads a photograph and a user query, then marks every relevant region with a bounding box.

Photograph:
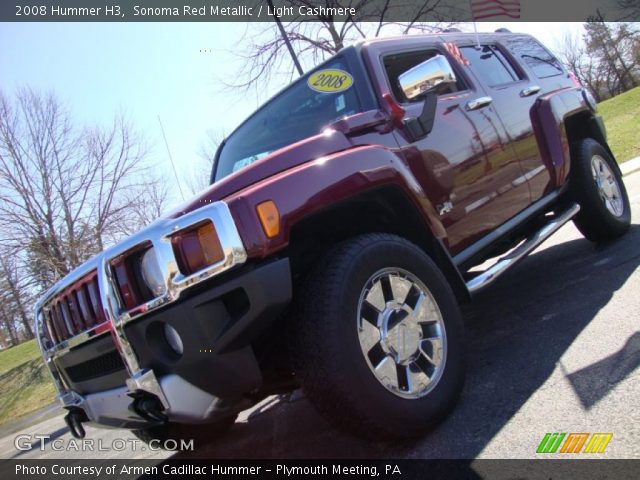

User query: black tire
[131,415,236,449]
[289,233,464,439]
[570,138,630,242]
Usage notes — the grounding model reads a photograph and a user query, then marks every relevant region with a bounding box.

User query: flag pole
[469,0,481,48]
[472,20,481,49]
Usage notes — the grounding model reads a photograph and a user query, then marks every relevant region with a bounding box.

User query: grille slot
[63,350,126,383]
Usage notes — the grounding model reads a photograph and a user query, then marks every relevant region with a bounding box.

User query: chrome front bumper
[61,374,248,429]
[34,201,247,416]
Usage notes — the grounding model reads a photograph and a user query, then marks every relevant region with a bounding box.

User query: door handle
[466,96,492,111]
[520,85,541,97]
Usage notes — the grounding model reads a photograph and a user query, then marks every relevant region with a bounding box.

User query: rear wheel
[570,138,630,242]
[290,233,464,438]
[131,415,236,449]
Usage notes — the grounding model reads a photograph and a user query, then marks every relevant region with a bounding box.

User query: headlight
[140,248,166,297]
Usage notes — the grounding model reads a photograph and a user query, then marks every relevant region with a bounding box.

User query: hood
[166,130,353,219]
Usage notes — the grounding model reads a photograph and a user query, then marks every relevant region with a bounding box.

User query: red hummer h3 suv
[35,32,630,444]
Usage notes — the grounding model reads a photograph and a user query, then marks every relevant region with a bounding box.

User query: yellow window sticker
[307,69,353,93]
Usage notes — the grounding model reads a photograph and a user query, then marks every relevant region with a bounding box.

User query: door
[379,44,531,255]
[498,36,571,201]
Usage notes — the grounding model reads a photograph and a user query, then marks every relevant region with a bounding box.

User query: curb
[620,156,640,177]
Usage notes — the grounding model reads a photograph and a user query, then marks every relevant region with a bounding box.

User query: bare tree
[0,300,20,346]
[616,0,640,20]
[0,251,33,339]
[555,22,639,100]
[230,0,457,92]
[555,31,607,100]
[115,180,171,237]
[182,129,225,195]
[584,19,638,95]
[0,89,166,292]
[0,88,171,340]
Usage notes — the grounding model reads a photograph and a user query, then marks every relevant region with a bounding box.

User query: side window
[505,37,564,79]
[383,50,464,103]
[460,45,521,87]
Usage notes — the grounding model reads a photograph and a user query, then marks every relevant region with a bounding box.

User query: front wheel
[570,138,631,242]
[290,233,465,438]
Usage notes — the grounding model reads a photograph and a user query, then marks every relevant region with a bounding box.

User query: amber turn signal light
[256,200,280,238]
[196,223,224,265]
[172,222,224,275]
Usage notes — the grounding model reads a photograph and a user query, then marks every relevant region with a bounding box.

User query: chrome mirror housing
[398,54,457,100]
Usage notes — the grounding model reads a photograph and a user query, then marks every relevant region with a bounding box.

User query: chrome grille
[43,272,106,345]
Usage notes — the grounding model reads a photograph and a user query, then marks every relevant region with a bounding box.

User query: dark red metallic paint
[173,131,353,216]
[166,34,579,266]
[530,89,591,189]
[226,143,446,259]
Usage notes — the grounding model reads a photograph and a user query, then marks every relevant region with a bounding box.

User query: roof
[353,31,533,48]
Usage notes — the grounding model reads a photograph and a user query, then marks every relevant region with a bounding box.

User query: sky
[0,21,584,208]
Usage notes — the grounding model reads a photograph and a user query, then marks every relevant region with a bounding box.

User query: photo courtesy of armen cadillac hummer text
[34,31,630,446]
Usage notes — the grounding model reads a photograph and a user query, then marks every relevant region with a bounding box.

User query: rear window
[214,57,362,181]
[506,37,564,79]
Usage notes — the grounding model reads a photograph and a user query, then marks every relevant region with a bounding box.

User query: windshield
[213,56,363,182]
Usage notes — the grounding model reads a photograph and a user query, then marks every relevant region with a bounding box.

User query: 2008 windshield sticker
[308,69,353,93]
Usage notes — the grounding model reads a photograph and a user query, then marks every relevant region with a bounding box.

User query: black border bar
[1,0,638,23]
[2,459,640,480]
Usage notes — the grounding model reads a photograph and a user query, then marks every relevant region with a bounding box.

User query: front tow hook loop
[128,392,168,423]
[64,409,87,439]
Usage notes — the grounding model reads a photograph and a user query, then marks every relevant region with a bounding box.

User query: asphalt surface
[2,173,639,461]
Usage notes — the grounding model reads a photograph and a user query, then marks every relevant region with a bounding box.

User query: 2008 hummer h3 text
[35,32,631,443]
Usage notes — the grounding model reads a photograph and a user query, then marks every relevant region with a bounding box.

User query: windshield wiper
[521,54,563,72]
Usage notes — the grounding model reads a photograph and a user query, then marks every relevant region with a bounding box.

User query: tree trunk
[0,305,19,346]
[0,258,34,339]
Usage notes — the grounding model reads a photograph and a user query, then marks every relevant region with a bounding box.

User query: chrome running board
[466,203,580,294]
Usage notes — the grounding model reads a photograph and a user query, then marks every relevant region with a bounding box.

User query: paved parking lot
[2,173,639,461]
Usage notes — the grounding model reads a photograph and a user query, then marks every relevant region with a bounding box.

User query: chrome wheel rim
[357,268,447,399]
[591,155,624,217]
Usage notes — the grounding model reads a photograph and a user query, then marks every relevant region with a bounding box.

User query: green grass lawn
[0,339,56,425]
[598,87,640,163]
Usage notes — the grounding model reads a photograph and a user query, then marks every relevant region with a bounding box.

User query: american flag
[470,0,521,20]
[444,42,470,66]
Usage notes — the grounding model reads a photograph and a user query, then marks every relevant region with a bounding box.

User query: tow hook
[64,408,88,439]
[128,392,168,423]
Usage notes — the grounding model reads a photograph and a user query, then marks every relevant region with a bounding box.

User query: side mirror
[403,93,438,141]
[398,54,457,101]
